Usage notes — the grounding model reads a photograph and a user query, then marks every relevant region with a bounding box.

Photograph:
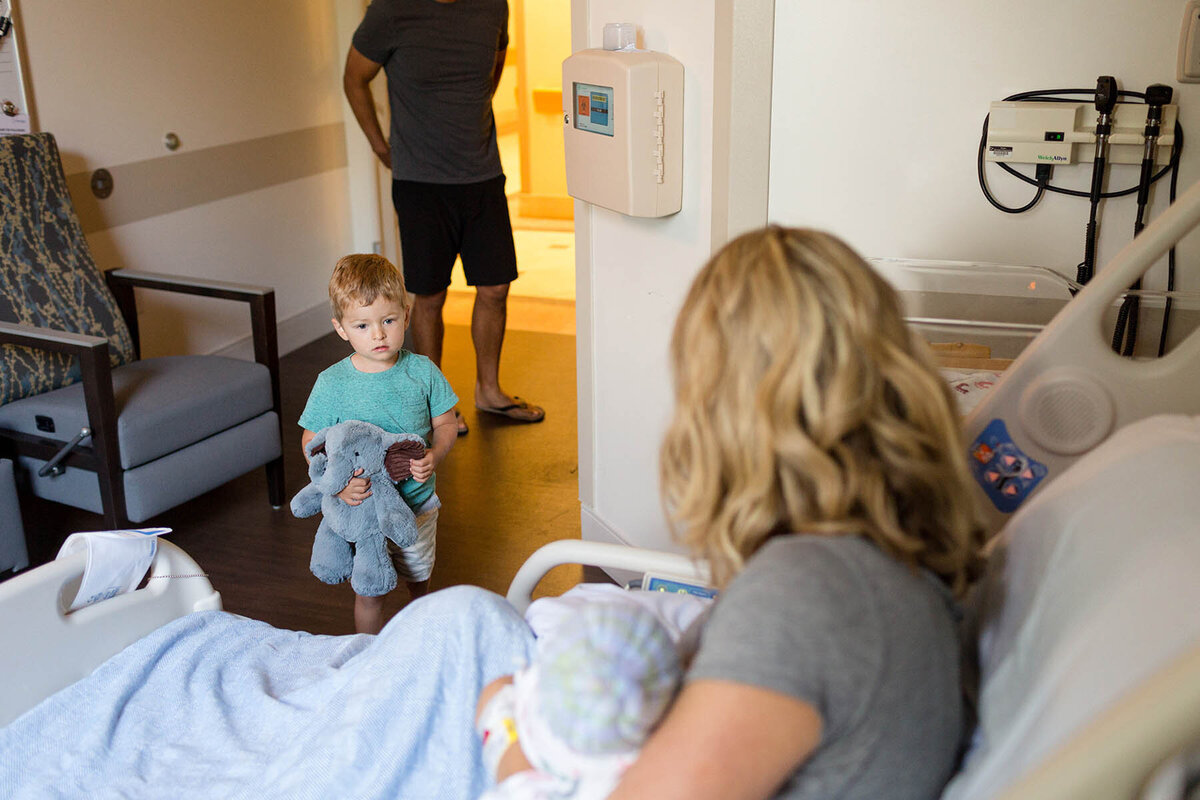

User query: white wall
[19,0,353,358]
[573,0,717,552]
[573,0,773,553]
[768,0,1200,293]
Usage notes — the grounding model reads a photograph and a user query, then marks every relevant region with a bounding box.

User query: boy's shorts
[391,174,519,295]
[386,505,438,583]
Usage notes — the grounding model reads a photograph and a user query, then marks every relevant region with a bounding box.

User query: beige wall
[18,0,353,358]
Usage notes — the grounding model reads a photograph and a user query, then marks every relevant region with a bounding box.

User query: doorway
[444,0,575,337]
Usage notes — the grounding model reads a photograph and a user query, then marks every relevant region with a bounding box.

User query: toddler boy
[299,254,458,633]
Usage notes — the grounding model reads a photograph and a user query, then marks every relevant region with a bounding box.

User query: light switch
[1178,0,1200,82]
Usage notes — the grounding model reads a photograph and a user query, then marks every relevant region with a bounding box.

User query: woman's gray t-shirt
[687,535,964,800]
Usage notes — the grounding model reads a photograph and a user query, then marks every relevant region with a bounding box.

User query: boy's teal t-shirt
[298,351,458,509]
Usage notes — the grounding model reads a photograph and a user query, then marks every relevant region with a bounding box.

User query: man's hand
[371,141,393,170]
[336,468,372,505]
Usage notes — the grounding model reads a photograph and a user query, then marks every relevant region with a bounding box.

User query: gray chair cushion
[16,411,281,523]
[0,355,273,469]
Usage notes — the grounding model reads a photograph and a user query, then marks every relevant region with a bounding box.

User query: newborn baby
[476,599,685,799]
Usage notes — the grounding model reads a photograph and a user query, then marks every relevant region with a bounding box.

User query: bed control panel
[969,419,1048,514]
[641,571,718,600]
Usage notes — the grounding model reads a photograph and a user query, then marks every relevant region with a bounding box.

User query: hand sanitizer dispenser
[562,35,683,218]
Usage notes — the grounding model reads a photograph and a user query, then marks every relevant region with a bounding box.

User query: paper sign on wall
[0,0,31,136]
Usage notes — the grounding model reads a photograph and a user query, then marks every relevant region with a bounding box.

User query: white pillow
[943,415,1200,800]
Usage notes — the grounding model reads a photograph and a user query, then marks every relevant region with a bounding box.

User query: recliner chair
[0,132,283,528]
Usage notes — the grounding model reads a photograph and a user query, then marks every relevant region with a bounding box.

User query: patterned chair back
[0,132,135,405]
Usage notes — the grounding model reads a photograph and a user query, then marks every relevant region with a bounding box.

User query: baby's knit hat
[514,599,682,779]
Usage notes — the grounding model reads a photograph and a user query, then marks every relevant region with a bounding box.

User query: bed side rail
[0,539,221,727]
[505,539,709,615]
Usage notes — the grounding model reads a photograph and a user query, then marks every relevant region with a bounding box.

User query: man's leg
[410,289,470,434]
[409,289,448,368]
[460,176,543,423]
[472,282,507,405]
[471,283,542,422]
[392,179,468,433]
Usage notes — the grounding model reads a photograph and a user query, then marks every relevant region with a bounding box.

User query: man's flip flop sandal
[454,409,469,437]
[475,397,545,424]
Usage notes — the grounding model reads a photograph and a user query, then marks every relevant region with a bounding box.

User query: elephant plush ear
[307,427,330,458]
[384,439,426,482]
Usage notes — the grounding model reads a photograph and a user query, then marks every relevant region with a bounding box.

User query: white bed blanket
[0,585,535,800]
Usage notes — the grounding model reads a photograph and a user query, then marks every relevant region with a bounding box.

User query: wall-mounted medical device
[985,101,1178,166]
[562,46,683,218]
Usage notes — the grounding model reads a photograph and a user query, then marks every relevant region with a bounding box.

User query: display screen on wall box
[574,82,615,136]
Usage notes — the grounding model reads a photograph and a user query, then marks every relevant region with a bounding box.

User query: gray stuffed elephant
[290,420,428,597]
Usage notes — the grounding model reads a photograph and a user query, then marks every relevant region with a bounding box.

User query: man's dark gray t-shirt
[352,0,508,184]
[688,535,965,800]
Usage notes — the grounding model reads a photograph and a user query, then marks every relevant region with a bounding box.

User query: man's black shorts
[392,174,519,296]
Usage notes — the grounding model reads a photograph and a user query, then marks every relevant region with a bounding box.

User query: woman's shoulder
[715,536,886,625]
[747,534,951,602]
[715,533,958,660]
[739,534,894,590]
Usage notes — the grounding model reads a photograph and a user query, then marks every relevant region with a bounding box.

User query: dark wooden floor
[16,323,582,635]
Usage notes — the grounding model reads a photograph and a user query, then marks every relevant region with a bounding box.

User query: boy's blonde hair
[329,254,409,320]
[659,227,984,596]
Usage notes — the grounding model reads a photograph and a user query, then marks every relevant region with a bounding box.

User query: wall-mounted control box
[562,48,684,218]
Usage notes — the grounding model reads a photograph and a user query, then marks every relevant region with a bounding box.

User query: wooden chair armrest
[0,321,124,524]
[105,269,272,302]
[103,269,280,416]
[0,320,109,355]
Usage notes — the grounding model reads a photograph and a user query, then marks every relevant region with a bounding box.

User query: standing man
[344,0,545,434]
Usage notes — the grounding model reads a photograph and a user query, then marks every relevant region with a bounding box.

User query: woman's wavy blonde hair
[659,227,984,596]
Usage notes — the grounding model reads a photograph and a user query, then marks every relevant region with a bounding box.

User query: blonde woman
[610,227,985,800]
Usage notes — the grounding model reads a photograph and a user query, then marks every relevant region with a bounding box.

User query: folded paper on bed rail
[0,585,535,800]
[56,527,170,611]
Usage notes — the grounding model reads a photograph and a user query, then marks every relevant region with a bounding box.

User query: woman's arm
[609,678,822,800]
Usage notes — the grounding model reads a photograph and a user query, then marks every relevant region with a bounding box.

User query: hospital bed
[2,410,1199,800]
[5,184,1200,799]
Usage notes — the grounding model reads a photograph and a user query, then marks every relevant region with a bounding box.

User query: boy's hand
[409,409,458,484]
[337,468,372,505]
[409,450,436,483]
